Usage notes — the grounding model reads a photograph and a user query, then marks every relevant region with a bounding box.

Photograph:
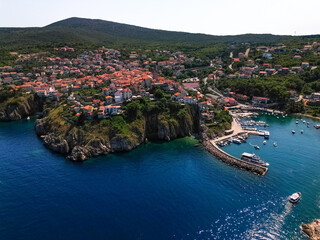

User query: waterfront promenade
[212,118,261,144]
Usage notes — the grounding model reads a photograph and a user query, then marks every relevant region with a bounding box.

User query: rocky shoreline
[34,104,201,161]
[301,219,320,240]
[0,95,42,121]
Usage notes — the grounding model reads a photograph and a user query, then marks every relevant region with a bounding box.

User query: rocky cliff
[301,219,320,240]
[0,94,41,121]
[35,104,201,161]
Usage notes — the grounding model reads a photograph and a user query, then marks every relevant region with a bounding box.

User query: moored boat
[263,140,267,145]
[289,192,301,203]
[273,142,277,147]
[314,124,320,129]
[232,138,241,144]
[301,130,304,134]
[264,131,270,139]
[254,145,260,149]
[292,130,295,134]
[241,152,266,165]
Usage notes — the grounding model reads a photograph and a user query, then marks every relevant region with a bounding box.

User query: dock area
[213,118,262,143]
[203,140,268,175]
[204,118,268,176]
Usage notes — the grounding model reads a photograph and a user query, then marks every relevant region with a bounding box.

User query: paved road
[228,62,233,70]
[245,48,250,57]
[208,87,223,97]
[296,95,303,102]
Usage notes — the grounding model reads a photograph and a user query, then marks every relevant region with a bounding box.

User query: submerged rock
[301,219,320,240]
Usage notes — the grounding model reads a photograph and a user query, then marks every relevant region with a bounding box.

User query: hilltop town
[1,40,320,119]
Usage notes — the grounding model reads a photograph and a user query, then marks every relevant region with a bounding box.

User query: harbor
[204,118,269,175]
[203,140,268,175]
[204,109,320,176]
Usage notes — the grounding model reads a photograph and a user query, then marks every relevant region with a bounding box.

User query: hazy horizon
[2,0,320,36]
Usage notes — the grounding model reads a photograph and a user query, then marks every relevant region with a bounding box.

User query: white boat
[273,142,277,147]
[241,152,266,165]
[296,120,299,124]
[264,131,270,139]
[27,116,30,120]
[292,130,295,134]
[289,192,301,203]
[314,124,320,129]
[254,145,260,149]
[263,140,267,145]
[232,138,241,144]
[303,120,306,123]
[301,130,304,134]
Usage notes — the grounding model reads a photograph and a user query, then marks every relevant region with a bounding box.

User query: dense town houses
[1,41,320,120]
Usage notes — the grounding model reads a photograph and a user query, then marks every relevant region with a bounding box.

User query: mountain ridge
[0,17,319,48]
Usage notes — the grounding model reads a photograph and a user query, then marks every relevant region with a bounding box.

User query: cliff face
[0,95,41,121]
[301,219,320,240]
[35,104,201,161]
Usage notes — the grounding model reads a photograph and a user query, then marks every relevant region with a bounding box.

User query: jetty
[204,119,268,176]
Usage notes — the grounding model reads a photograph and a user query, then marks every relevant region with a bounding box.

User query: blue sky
[1,0,320,35]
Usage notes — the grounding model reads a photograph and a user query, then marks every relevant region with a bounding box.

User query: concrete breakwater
[203,140,268,176]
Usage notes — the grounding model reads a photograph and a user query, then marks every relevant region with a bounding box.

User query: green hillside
[0,17,312,49]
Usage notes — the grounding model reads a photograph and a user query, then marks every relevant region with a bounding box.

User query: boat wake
[242,201,294,239]
[177,199,301,240]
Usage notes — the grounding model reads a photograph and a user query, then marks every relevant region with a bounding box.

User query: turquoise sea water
[0,115,319,239]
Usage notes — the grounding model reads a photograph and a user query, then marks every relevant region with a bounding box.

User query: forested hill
[45,17,289,44]
[0,17,312,48]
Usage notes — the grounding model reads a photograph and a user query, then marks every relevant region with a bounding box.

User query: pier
[204,118,268,176]
[204,140,268,176]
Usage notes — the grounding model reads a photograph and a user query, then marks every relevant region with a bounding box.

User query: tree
[125,101,140,121]
[154,89,165,99]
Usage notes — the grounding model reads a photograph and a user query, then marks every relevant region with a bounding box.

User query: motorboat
[314,124,320,129]
[273,142,277,147]
[232,138,241,144]
[289,192,301,203]
[27,116,30,120]
[254,145,260,149]
[263,140,267,145]
[301,130,304,134]
[264,131,270,139]
[241,152,266,165]
[292,130,296,134]
[296,120,299,124]
[238,136,246,142]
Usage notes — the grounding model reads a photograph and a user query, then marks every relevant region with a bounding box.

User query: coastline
[201,117,268,176]
[294,113,320,121]
[202,140,268,175]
